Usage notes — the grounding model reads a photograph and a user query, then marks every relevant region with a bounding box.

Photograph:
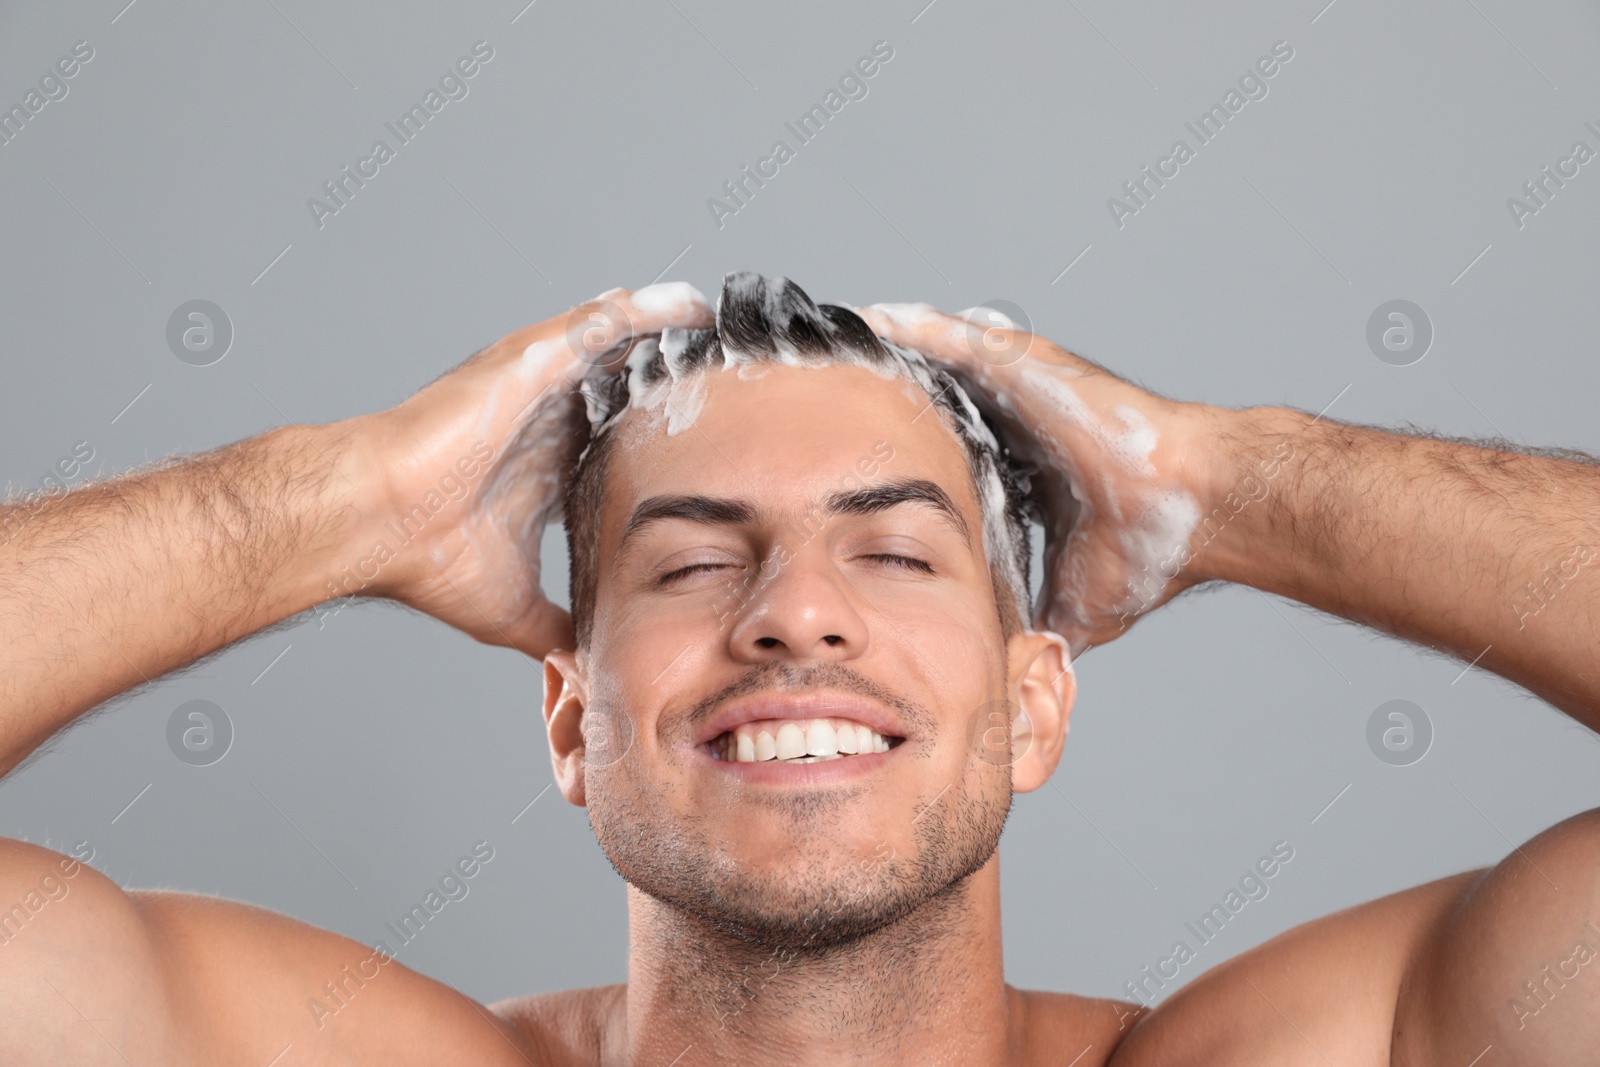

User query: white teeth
[805,720,838,757]
[717,718,896,763]
[775,723,806,760]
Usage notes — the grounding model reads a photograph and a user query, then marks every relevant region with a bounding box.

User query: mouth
[701,716,906,765]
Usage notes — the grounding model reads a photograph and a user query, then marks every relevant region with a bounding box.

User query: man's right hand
[347,282,712,660]
[0,282,707,771]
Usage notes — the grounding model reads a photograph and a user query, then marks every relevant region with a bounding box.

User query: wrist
[266,417,394,609]
[1180,403,1315,587]
[309,409,513,608]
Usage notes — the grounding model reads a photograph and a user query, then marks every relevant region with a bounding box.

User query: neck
[612,854,1016,1066]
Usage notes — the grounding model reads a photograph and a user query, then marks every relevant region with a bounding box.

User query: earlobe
[543,650,590,806]
[1007,630,1076,793]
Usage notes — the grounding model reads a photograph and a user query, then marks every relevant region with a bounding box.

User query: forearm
[1196,406,1600,724]
[0,422,366,775]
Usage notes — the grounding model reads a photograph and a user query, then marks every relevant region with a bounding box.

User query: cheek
[879,577,1008,669]
[595,583,726,687]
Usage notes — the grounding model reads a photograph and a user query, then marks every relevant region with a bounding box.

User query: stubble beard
[587,757,1012,955]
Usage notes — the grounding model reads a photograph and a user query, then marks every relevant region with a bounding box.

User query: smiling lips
[705,717,901,764]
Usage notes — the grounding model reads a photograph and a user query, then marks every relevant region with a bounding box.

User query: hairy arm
[0,283,712,777]
[0,423,363,775]
[1197,406,1600,725]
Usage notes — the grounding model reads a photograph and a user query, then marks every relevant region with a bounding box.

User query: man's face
[565,362,1032,948]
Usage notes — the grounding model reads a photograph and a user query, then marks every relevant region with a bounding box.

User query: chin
[590,776,1010,953]
[675,862,939,952]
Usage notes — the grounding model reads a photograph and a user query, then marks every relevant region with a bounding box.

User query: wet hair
[564,271,1034,649]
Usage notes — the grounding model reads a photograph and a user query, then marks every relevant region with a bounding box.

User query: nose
[724,547,869,663]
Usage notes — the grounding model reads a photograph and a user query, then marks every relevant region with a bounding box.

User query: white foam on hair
[615,331,709,437]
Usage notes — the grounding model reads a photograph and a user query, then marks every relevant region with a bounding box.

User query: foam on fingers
[628,280,712,322]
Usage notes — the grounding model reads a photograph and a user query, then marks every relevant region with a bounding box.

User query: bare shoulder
[1390,807,1600,1066]
[1106,868,1483,1067]
[0,839,193,1064]
[0,837,533,1066]
[131,887,538,1064]
[1108,806,1600,1067]
[491,984,626,1066]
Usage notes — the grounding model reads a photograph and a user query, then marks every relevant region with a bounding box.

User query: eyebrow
[616,477,972,557]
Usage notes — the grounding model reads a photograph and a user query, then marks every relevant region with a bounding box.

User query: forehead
[599,361,978,535]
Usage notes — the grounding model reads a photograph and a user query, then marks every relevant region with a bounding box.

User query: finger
[855,301,1041,371]
[614,280,716,335]
[547,281,715,373]
[856,301,1083,375]
[462,282,714,390]
[487,281,715,438]
[853,302,984,363]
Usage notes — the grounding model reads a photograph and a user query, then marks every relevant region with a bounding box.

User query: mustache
[680,661,932,740]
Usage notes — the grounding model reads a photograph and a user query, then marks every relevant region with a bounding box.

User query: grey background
[3,0,1598,1008]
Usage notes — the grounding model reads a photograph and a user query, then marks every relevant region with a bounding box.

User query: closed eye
[864,553,935,574]
[658,562,737,585]
[658,553,933,585]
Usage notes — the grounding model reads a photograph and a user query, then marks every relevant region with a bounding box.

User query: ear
[543,648,590,806]
[1005,630,1076,793]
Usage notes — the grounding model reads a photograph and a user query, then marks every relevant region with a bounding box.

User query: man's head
[544,272,1075,952]
[566,271,1037,650]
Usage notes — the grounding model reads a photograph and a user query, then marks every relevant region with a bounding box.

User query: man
[1,271,1596,1065]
